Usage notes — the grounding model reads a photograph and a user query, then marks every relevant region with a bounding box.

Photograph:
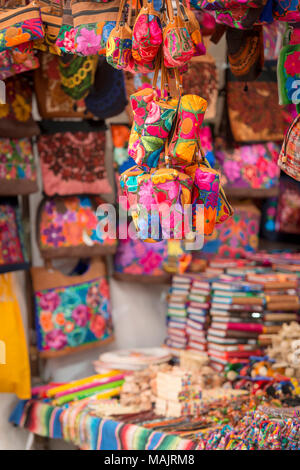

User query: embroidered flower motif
[40,291,60,312]
[76,28,101,55]
[45,329,68,350]
[72,305,90,327]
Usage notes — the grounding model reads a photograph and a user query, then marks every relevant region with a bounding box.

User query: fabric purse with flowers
[72,0,120,56]
[178,0,205,57]
[0,74,40,138]
[213,5,267,30]
[37,120,111,197]
[132,0,162,65]
[0,198,29,273]
[0,41,39,80]
[278,28,300,110]
[192,0,267,10]
[168,94,208,165]
[31,258,113,357]
[128,66,178,169]
[37,195,117,259]
[136,167,193,240]
[55,0,76,54]
[278,114,300,183]
[106,0,133,69]
[0,137,38,195]
[120,165,146,210]
[163,0,194,68]
[0,1,44,52]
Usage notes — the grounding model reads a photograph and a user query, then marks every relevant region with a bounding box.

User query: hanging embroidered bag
[132,0,162,65]
[278,114,300,182]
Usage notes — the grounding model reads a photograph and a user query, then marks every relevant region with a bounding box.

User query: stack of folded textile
[186,275,212,352]
[207,279,264,371]
[165,274,193,350]
[247,272,300,347]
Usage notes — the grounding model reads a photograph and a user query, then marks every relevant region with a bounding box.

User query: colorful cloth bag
[72,0,120,56]
[192,0,267,11]
[31,259,113,357]
[0,198,28,273]
[114,226,169,282]
[55,0,76,54]
[0,137,38,195]
[120,165,145,209]
[216,141,281,190]
[106,0,133,69]
[163,0,194,68]
[0,74,40,138]
[278,29,300,108]
[58,55,98,101]
[37,121,111,197]
[37,196,117,259]
[132,0,162,64]
[278,114,300,182]
[0,41,39,80]
[168,94,208,164]
[0,1,44,52]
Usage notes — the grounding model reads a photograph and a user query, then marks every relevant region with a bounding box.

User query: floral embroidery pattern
[35,277,112,352]
[278,44,300,107]
[132,10,162,64]
[74,22,115,56]
[39,196,116,250]
[0,203,26,266]
[202,203,261,259]
[273,0,300,22]
[0,18,44,52]
[0,138,36,182]
[0,41,39,80]
[0,75,32,122]
[216,143,280,189]
[115,234,168,277]
[55,26,76,54]
[38,131,111,196]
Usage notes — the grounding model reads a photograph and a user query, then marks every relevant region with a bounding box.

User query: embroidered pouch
[120,164,145,210]
[0,74,40,138]
[31,259,113,357]
[179,0,205,57]
[163,0,194,68]
[0,2,44,52]
[37,121,111,197]
[168,94,208,164]
[192,0,267,11]
[278,41,300,108]
[0,137,38,195]
[0,197,28,273]
[214,5,267,30]
[55,0,76,54]
[37,196,117,259]
[278,114,300,182]
[191,166,219,236]
[0,41,39,80]
[132,0,162,64]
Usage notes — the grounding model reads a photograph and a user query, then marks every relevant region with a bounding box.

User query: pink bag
[132,0,163,65]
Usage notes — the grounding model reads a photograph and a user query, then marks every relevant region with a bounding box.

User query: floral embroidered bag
[168,93,208,164]
[31,258,113,357]
[0,137,38,195]
[0,197,29,273]
[277,28,300,109]
[37,120,111,197]
[34,52,93,119]
[72,0,120,56]
[120,164,146,210]
[132,0,163,65]
[163,0,194,68]
[106,0,133,69]
[58,54,98,101]
[55,0,76,54]
[114,222,170,282]
[0,74,40,138]
[37,195,117,259]
[216,141,281,191]
[0,1,44,52]
[278,114,300,182]
[178,0,205,57]
[0,41,39,80]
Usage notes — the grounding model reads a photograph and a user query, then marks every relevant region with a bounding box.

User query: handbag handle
[115,0,131,31]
